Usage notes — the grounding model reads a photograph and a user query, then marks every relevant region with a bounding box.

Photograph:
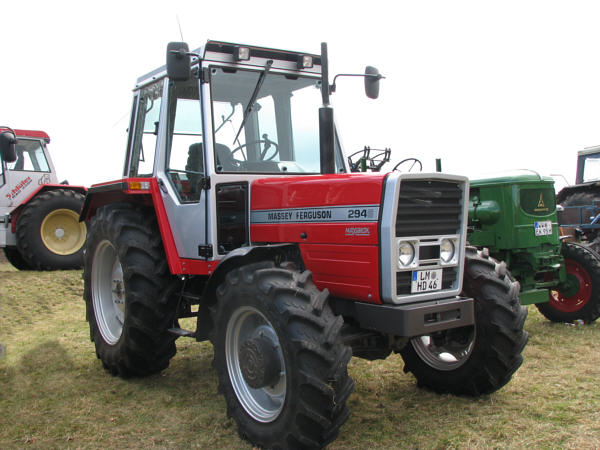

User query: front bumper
[337,296,474,337]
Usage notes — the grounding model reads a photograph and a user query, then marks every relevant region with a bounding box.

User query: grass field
[1,254,600,449]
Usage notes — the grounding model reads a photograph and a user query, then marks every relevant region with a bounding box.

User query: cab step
[168,327,196,338]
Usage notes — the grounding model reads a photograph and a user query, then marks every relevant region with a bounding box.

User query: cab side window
[129,82,163,178]
[8,139,50,172]
[165,79,204,202]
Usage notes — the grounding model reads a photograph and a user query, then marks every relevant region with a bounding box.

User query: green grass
[1,256,600,449]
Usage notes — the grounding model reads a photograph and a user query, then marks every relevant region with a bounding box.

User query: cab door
[4,138,53,208]
[155,76,209,260]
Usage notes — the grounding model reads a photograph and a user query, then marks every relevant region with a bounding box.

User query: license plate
[411,269,443,293]
[534,221,552,236]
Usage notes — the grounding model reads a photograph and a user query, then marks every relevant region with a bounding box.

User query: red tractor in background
[0,127,86,270]
[79,41,528,448]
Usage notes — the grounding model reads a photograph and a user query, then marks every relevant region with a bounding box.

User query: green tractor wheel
[536,242,600,324]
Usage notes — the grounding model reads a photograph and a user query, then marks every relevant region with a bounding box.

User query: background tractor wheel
[2,247,32,270]
[83,204,179,377]
[211,262,354,449]
[401,246,529,396]
[536,243,600,324]
[16,189,86,270]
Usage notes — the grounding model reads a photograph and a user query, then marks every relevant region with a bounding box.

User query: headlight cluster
[397,237,458,269]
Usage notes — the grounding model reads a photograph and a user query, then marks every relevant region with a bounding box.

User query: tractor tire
[2,247,32,270]
[83,203,179,377]
[536,242,600,324]
[400,246,528,396]
[15,189,86,270]
[210,262,354,449]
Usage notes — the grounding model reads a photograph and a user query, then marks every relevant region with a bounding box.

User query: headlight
[440,238,455,263]
[398,241,415,267]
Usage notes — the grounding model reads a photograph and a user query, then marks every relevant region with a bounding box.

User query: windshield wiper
[233,59,273,144]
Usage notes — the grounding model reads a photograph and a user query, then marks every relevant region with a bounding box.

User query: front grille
[396,180,462,237]
[396,267,458,296]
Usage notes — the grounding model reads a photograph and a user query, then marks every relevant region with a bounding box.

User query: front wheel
[211,262,353,449]
[536,242,600,323]
[400,246,529,395]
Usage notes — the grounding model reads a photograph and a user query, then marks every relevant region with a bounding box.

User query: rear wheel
[211,262,353,449]
[16,189,86,270]
[536,243,600,323]
[2,247,32,270]
[401,246,529,395]
[83,204,179,377]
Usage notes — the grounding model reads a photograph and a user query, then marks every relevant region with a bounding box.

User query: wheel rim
[40,208,87,255]
[411,326,476,371]
[549,258,592,313]
[225,306,286,423]
[92,240,125,345]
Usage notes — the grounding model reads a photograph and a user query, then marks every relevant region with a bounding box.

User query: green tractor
[468,170,600,323]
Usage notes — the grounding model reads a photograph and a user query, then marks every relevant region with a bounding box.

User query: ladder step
[168,327,196,338]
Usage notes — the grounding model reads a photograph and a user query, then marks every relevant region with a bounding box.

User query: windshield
[210,67,344,174]
[583,153,600,182]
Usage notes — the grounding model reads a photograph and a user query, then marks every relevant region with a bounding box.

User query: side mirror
[364,66,381,99]
[0,131,17,163]
[166,42,191,81]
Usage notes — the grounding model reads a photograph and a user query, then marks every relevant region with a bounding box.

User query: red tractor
[0,127,86,270]
[80,41,528,448]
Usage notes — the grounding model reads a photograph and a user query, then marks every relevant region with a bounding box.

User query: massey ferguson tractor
[0,127,86,270]
[468,171,600,324]
[80,41,528,449]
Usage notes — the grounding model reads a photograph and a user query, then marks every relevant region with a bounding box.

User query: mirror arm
[330,73,385,94]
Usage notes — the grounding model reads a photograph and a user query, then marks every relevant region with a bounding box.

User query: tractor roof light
[297,55,313,69]
[234,46,251,61]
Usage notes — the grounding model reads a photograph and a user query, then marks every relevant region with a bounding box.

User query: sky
[2,0,600,191]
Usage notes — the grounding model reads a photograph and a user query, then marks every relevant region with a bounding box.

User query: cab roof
[136,40,322,88]
[0,128,50,142]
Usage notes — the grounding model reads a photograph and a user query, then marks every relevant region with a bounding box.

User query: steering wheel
[231,134,279,161]
[393,158,422,172]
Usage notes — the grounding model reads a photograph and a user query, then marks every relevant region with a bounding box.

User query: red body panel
[299,244,381,303]
[250,173,387,303]
[251,173,385,209]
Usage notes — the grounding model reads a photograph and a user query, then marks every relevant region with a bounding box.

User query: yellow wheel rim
[40,209,87,256]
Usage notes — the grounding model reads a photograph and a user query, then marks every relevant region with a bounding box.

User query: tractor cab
[0,129,57,212]
[106,41,361,264]
[575,146,600,185]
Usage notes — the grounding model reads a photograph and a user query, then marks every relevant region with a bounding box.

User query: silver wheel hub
[92,240,125,345]
[411,326,476,371]
[54,228,65,239]
[226,306,286,423]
